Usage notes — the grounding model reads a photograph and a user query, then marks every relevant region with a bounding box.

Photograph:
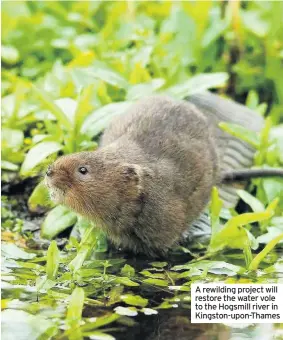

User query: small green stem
[69,226,97,272]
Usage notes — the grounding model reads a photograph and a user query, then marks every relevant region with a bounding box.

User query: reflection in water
[145,309,228,340]
[2,210,283,340]
[111,308,280,340]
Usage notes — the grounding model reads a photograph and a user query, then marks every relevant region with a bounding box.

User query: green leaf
[74,85,95,131]
[172,260,244,276]
[168,285,190,291]
[72,218,107,253]
[85,332,115,340]
[71,68,99,89]
[202,19,228,47]
[262,178,283,202]
[88,62,129,88]
[126,79,165,101]
[256,103,268,116]
[66,287,85,333]
[115,277,140,287]
[149,261,167,268]
[270,125,283,163]
[257,225,283,244]
[1,45,20,65]
[72,63,128,89]
[1,243,36,260]
[114,306,138,316]
[55,97,77,124]
[120,264,135,277]
[32,85,73,129]
[246,90,259,109]
[120,294,148,307]
[264,258,283,275]
[249,233,283,271]
[82,314,120,331]
[143,278,168,287]
[260,116,272,149]
[132,46,154,67]
[20,141,62,176]
[237,189,265,212]
[28,181,53,211]
[167,73,229,99]
[36,276,56,292]
[107,286,123,305]
[210,187,223,235]
[41,205,77,239]
[209,198,278,253]
[16,261,44,271]
[140,270,165,279]
[46,241,60,280]
[219,122,260,149]
[242,10,269,37]
[69,225,97,272]
[209,217,251,252]
[141,308,158,315]
[1,124,25,167]
[81,101,132,138]
[156,301,178,309]
[1,127,24,150]
[1,160,19,171]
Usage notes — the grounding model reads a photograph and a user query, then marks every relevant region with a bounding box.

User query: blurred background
[2,0,283,178]
[2,1,283,109]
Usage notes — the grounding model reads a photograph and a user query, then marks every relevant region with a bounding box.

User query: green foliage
[209,188,279,267]
[249,233,283,271]
[120,294,148,308]
[66,287,85,340]
[69,224,99,272]
[41,205,77,240]
[46,241,60,280]
[219,122,260,149]
[2,243,36,260]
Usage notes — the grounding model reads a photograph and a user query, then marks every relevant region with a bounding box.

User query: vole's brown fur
[46,96,218,256]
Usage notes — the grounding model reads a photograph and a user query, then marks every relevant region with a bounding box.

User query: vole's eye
[78,167,88,175]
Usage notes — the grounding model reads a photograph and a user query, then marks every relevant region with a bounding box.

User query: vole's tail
[221,168,283,184]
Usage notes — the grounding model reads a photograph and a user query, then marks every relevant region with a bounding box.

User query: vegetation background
[1,1,283,339]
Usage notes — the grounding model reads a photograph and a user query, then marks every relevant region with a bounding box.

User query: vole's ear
[121,163,152,195]
[121,164,143,182]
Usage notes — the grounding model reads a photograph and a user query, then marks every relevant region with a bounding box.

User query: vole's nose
[46,166,53,177]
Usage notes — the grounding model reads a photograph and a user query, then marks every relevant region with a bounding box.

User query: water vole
[45,96,218,256]
[45,95,283,256]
